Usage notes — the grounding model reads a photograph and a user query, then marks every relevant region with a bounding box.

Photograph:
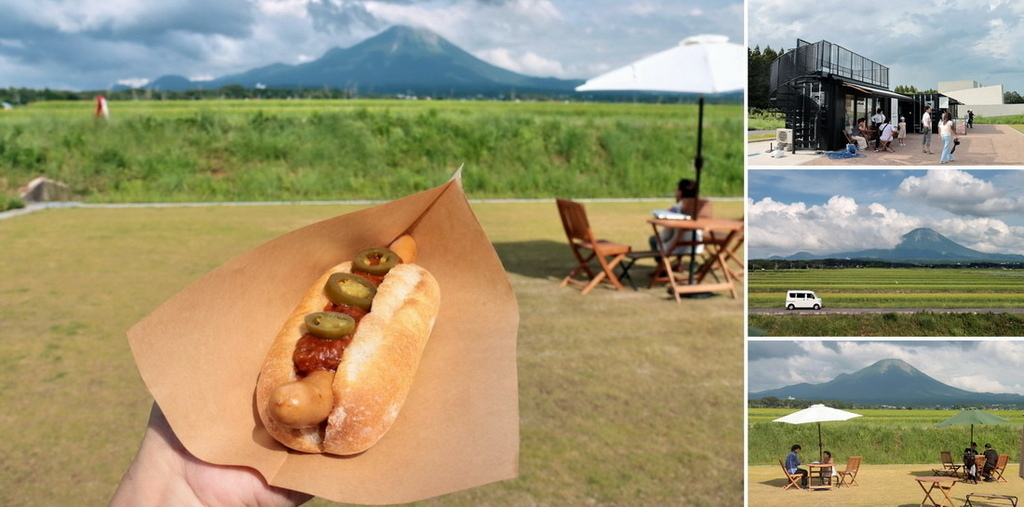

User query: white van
[785,290,822,310]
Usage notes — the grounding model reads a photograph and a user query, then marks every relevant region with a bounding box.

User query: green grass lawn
[0,199,744,506]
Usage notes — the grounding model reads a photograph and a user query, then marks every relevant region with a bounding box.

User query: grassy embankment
[747,268,1024,336]
[749,408,1022,466]
[0,99,743,210]
[747,108,784,139]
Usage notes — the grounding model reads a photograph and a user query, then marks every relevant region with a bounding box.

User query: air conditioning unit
[775,128,793,150]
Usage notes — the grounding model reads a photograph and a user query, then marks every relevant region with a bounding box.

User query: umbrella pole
[818,422,823,463]
[686,96,705,286]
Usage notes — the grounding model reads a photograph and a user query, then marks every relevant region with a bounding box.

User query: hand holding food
[256,235,440,455]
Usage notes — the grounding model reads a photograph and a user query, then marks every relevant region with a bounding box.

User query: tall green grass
[748,408,1022,465]
[748,268,1024,308]
[0,99,743,206]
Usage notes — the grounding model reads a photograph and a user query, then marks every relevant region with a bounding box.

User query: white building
[938,80,1024,117]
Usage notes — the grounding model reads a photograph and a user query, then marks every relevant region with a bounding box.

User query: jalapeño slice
[304,311,355,340]
[352,247,399,276]
[324,272,377,310]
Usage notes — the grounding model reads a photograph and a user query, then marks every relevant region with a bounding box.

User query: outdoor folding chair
[836,456,861,487]
[965,493,1018,507]
[933,450,962,478]
[555,198,632,295]
[779,459,804,491]
[990,454,1010,483]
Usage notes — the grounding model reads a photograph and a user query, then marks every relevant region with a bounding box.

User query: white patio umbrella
[576,35,744,288]
[774,404,863,462]
[575,34,745,202]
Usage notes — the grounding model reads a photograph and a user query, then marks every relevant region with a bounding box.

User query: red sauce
[291,297,368,374]
[291,270,385,374]
[293,334,351,374]
[352,269,385,286]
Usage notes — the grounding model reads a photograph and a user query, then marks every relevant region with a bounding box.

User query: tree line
[749,397,1024,410]
[748,258,1024,270]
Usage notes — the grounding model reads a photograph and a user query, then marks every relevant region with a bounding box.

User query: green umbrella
[935,408,1010,447]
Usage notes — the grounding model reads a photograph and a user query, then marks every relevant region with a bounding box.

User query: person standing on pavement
[921,106,933,154]
[939,112,958,163]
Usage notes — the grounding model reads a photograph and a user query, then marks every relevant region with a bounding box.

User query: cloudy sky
[748,0,1024,94]
[747,169,1024,259]
[0,0,742,91]
[748,340,1024,395]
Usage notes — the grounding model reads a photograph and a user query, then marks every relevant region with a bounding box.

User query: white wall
[943,85,1004,106]
[966,103,1024,118]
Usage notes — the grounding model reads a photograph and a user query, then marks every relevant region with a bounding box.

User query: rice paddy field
[747,268,1024,309]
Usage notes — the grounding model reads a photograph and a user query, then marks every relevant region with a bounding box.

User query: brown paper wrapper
[127,172,519,504]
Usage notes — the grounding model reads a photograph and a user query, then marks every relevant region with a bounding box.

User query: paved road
[749,307,1024,315]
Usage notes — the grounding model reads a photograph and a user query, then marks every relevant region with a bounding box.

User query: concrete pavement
[748,123,1024,166]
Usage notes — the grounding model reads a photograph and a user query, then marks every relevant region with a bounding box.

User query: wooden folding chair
[779,459,804,491]
[555,199,631,295]
[933,450,962,478]
[990,454,1010,483]
[836,456,861,487]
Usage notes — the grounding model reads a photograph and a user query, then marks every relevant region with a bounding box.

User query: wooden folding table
[807,463,834,490]
[916,476,958,507]
[648,216,743,303]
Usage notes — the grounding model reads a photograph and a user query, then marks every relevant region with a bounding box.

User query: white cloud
[474,47,566,77]
[747,195,920,256]
[116,77,149,87]
[898,170,1024,217]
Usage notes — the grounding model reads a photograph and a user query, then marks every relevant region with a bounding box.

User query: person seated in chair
[819,450,838,484]
[981,443,998,482]
[648,178,705,255]
[786,444,809,488]
[963,443,979,481]
[876,121,897,152]
[850,118,869,151]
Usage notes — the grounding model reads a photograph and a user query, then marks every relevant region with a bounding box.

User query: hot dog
[256,236,440,455]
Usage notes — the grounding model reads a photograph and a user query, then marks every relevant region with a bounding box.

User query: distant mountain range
[132,25,584,96]
[761,227,1024,263]
[749,358,1024,406]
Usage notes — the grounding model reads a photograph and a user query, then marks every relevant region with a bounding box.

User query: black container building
[770,39,915,152]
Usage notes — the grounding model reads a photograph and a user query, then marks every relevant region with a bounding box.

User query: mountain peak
[772,227,1024,263]
[898,228,953,247]
[749,357,1024,406]
[867,358,916,374]
[373,25,446,53]
[136,24,582,95]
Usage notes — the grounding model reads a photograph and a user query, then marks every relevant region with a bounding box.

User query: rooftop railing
[771,39,889,90]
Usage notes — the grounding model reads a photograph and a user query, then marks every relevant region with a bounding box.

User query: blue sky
[0,0,742,90]
[747,169,1024,259]
[748,340,1024,395]
[748,0,1024,94]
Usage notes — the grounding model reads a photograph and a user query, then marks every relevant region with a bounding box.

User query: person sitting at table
[648,178,706,255]
[963,443,979,482]
[850,118,869,151]
[819,450,838,484]
[785,444,809,488]
[981,443,999,482]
